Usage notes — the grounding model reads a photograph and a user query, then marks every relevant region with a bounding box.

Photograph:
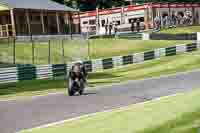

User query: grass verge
[21,89,200,133]
[0,39,190,65]
[0,50,200,100]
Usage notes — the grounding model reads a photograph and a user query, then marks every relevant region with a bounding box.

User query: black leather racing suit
[69,63,87,86]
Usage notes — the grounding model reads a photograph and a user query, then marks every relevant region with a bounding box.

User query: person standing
[172,14,177,28]
[105,23,108,35]
[113,22,118,35]
[154,16,159,30]
[163,15,169,28]
[131,20,135,32]
[136,19,140,32]
[109,22,112,35]
[158,16,161,30]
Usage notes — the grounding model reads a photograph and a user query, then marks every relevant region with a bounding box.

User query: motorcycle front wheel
[79,79,85,95]
[67,77,75,96]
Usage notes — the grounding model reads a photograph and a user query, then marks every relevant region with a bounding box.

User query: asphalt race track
[1,70,200,133]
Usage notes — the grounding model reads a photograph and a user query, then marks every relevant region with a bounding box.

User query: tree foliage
[52,0,64,4]
[52,0,200,11]
[141,0,199,2]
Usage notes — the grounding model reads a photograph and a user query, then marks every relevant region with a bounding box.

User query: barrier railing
[0,42,199,85]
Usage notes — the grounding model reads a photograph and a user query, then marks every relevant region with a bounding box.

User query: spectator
[105,23,108,35]
[131,20,135,32]
[175,14,179,27]
[168,16,173,28]
[163,15,170,28]
[166,16,170,28]
[113,22,118,35]
[154,16,161,30]
[171,12,178,28]
[158,16,161,30]
[108,22,112,35]
[178,15,183,25]
[136,19,140,32]
[183,14,187,26]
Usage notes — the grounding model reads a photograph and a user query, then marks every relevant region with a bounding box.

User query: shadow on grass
[88,72,121,87]
[0,62,17,68]
[88,72,120,80]
[0,79,66,96]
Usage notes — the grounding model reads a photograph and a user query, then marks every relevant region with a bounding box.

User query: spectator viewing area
[0,0,80,38]
[74,3,200,35]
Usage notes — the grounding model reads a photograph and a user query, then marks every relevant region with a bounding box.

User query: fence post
[87,28,90,60]
[32,39,35,64]
[48,40,51,64]
[7,36,9,45]
[61,39,65,64]
[0,25,2,37]
[6,24,9,38]
[13,37,16,64]
[87,39,90,60]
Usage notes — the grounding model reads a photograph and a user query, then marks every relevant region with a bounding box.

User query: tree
[64,0,80,9]
[64,0,96,11]
[52,0,64,4]
[52,0,200,12]
[79,0,96,11]
[96,0,112,9]
[63,0,127,11]
[112,0,128,7]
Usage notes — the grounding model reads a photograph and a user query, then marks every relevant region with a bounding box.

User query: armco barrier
[17,64,37,81]
[144,51,155,61]
[83,61,93,72]
[102,58,113,69]
[149,33,197,40]
[186,43,197,52]
[122,55,133,65]
[165,46,176,56]
[52,64,66,77]
[36,64,53,80]
[0,42,199,84]
[0,67,18,84]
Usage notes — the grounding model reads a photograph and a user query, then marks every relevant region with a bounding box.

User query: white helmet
[76,60,83,64]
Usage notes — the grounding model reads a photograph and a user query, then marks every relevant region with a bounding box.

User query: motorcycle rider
[68,61,88,88]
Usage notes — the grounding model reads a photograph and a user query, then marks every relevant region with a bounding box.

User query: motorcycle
[67,77,85,96]
[67,63,86,96]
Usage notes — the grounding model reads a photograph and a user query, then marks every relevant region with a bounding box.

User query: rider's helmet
[75,60,83,65]
[71,60,86,76]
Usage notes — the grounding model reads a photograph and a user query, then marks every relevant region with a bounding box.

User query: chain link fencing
[0,38,89,68]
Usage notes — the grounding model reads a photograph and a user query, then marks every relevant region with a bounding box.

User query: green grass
[0,79,66,99]
[159,25,200,34]
[0,39,190,65]
[88,50,200,86]
[1,50,200,100]
[140,110,200,133]
[21,89,200,133]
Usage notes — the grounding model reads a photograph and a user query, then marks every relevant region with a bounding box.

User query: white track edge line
[17,92,184,133]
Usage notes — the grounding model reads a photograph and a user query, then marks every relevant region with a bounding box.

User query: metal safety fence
[0,42,199,85]
[0,38,89,66]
